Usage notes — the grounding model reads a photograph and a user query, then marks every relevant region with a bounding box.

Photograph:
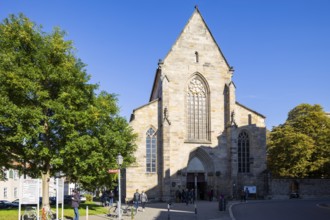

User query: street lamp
[116,154,123,219]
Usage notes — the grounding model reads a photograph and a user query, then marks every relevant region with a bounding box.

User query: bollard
[194,203,197,214]
[167,203,170,220]
[219,197,226,211]
[131,206,134,220]
[86,206,88,220]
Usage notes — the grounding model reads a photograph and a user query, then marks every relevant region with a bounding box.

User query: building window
[9,169,14,179]
[4,187,7,198]
[14,170,18,180]
[146,128,157,173]
[14,187,18,198]
[238,131,250,173]
[195,51,199,63]
[186,75,210,141]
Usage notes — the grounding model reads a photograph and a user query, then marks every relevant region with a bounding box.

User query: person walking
[181,189,186,203]
[140,190,148,212]
[240,189,245,202]
[185,189,189,205]
[245,187,249,202]
[210,189,214,201]
[72,189,80,220]
[109,190,114,206]
[133,189,140,212]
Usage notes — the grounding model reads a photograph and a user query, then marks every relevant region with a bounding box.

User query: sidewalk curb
[228,202,241,220]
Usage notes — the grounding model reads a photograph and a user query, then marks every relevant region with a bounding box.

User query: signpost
[108,169,119,174]
[56,178,65,220]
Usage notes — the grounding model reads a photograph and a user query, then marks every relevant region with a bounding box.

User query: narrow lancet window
[195,51,199,63]
[238,131,250,173]
[146,128,157,173]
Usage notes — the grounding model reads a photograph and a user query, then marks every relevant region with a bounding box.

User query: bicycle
[121,201,137,217]
[21,206,37,220]
[45,208,55,220]
[107,199,137,218]
[108,203,123,218]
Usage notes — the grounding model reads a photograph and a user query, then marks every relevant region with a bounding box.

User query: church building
[124,7,267,201]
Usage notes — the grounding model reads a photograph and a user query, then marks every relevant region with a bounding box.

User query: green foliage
[0,13,136,196]
[85,194,93,202]
[267,104,330,178]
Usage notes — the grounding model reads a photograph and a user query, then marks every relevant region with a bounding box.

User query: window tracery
[186,76,209,141]
[146,128,157,173]
[238,131,250,173]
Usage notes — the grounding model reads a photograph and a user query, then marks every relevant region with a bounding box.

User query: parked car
[11,199,31,207]
[12,199,19,205]
[64,195,72,204]
[49,197,56,205]
[63,194,86,204]
[80,195,86,203]
[11,197,58,207]
[0,200,18,209]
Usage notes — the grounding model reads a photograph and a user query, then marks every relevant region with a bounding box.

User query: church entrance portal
[186,172,207,200]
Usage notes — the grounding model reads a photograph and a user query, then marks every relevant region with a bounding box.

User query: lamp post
[116,154,123,219]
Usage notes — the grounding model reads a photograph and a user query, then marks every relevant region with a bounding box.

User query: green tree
[267,104,330,178]
[0,14,136,208]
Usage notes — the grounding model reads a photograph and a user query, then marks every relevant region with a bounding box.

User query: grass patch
[0,202,108,220]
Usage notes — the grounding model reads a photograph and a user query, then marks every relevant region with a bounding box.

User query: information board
[244,185,257,194]
[57,179,64,203]
[21,179,39,204]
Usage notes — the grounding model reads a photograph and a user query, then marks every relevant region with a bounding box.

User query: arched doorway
[186,157,207,200]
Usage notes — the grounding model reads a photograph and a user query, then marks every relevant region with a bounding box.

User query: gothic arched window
[146,128,157,173]
[238,131,250,173]
[186,75,210,141]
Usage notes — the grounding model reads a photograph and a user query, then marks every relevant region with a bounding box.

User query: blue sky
[1,0,329,130]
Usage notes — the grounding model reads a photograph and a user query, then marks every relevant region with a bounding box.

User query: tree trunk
[41,170,50,210]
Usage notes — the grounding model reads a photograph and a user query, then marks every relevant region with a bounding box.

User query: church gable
[235,102,266,127]
[163,7,230,71]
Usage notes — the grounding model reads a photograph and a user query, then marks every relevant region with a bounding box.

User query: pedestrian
[240,189,245,202]
[109,190,114,206]
[245,187,249,202]
[101,191,106,206]
[181,189,186,203]
[72,189,80,220]
[133,189,140,211]
[104,191,110,206]
[140,190,148,212]
[190,189,195,204]
[175,189,181,203]
[210,189,214,201]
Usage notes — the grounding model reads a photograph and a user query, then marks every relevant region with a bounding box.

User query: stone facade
[125,7,267,201]
[270,179,330,199]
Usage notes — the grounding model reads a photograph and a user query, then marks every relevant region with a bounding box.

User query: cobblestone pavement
[78,201,233,220]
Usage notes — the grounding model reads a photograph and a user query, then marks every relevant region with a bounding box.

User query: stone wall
[126,99,160,200]
[270,178,330,199]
